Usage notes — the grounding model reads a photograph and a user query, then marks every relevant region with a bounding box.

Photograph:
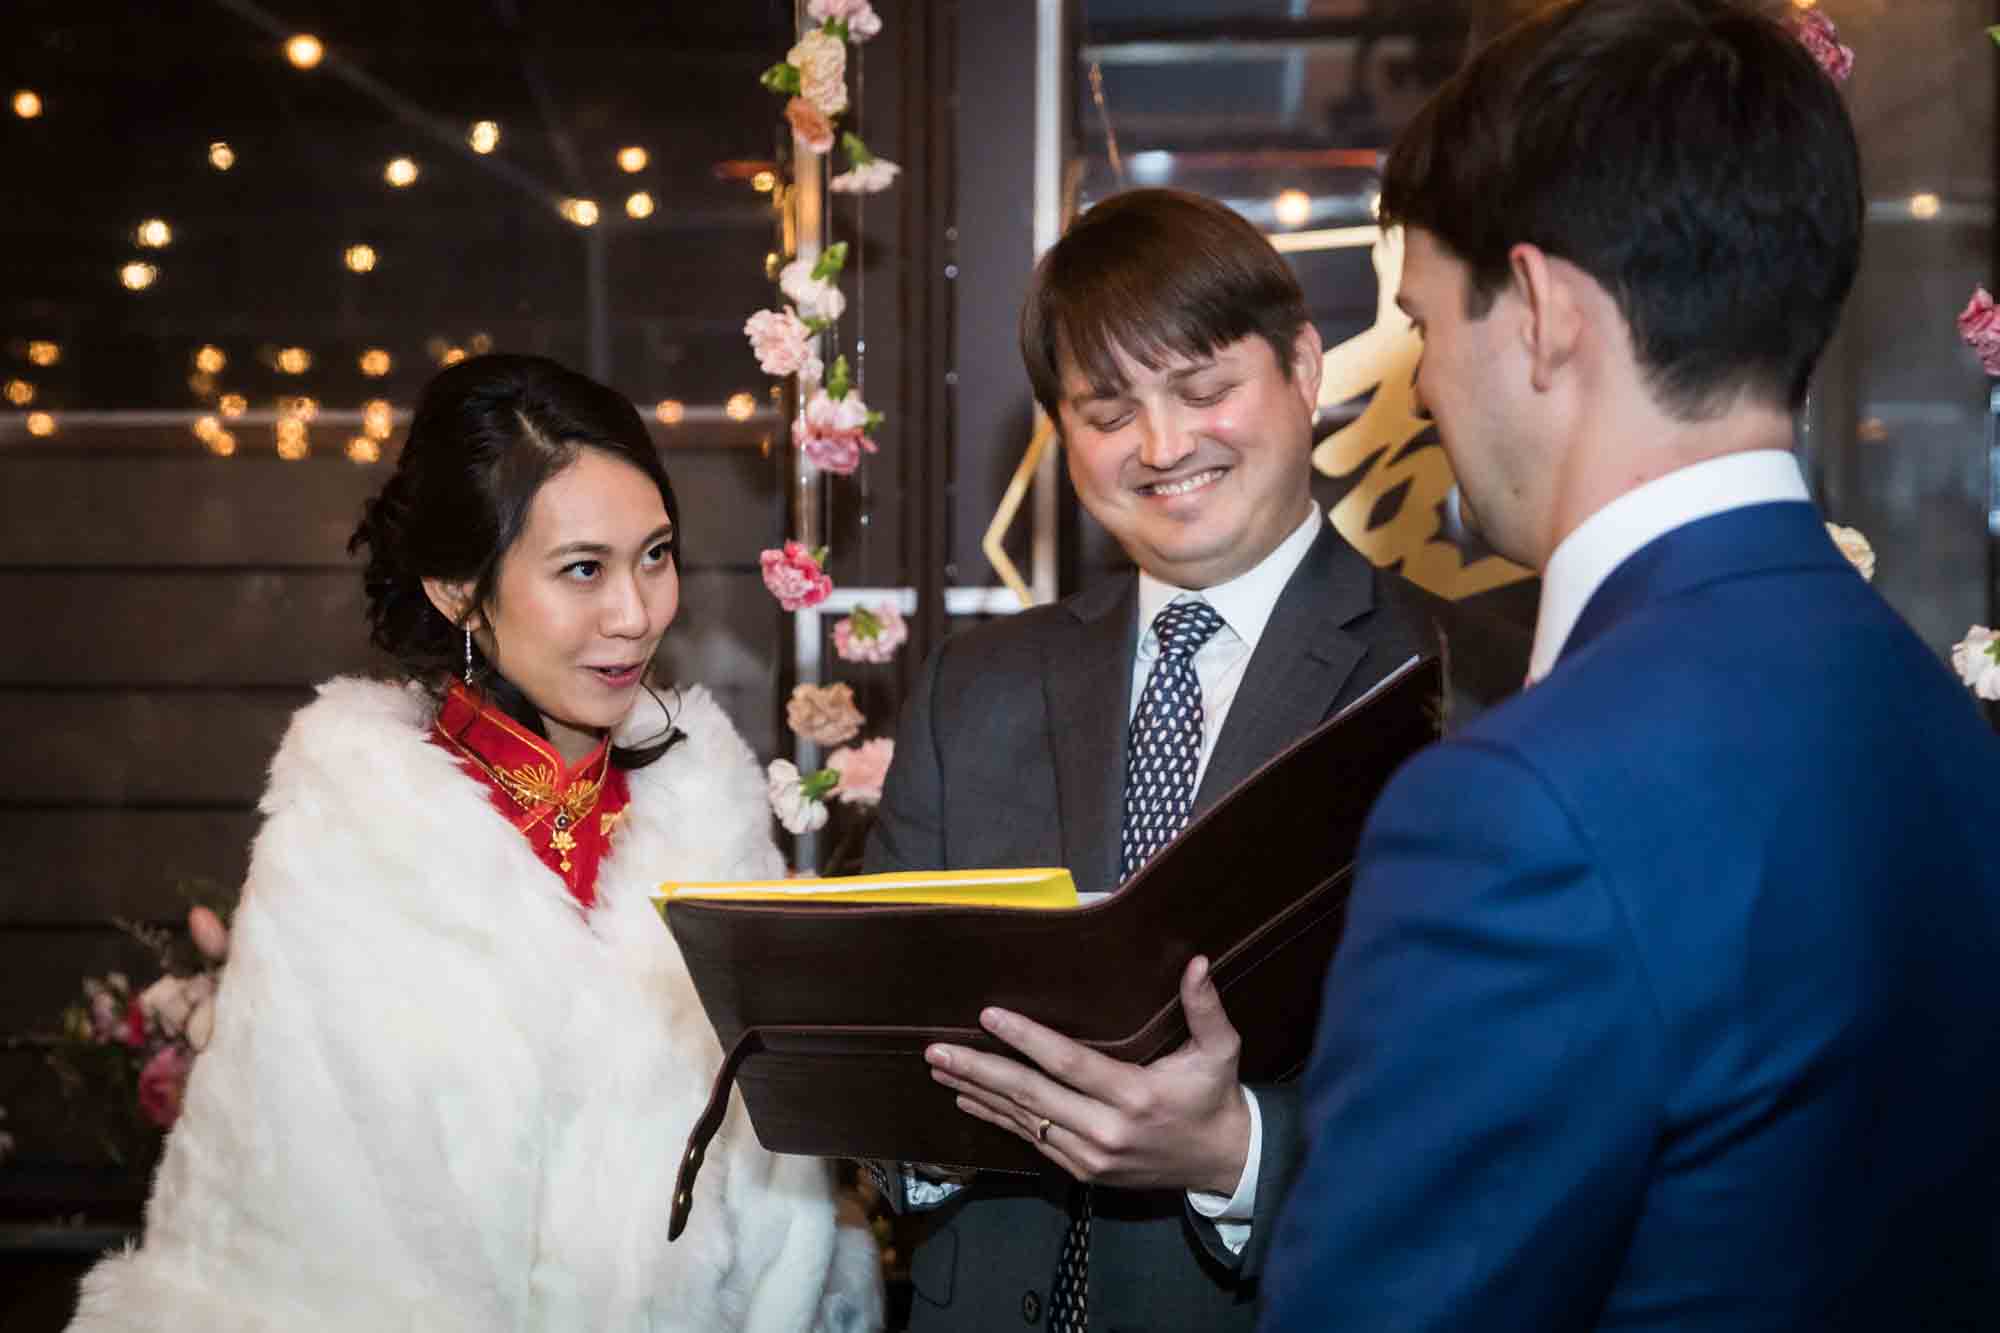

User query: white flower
[831,157,902,194]
[744,306,823,381]
[138,972,214,1039]
[779,258,846,323]
[766,759,830,834]
[788,30,849,116]
[809,0,882,41]
[1951,626,2000,701]
[1826,523,1874,581]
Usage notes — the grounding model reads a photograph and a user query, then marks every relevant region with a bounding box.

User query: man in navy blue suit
[1260,1,2000,1328]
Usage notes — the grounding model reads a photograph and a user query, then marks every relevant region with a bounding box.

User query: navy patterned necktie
[1047,599,1225,1333]
[1119,597,1226,883]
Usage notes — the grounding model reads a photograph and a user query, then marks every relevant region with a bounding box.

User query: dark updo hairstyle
[348,352,683,769]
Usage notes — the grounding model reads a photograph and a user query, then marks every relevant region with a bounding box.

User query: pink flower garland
[1959,287,2000,376]
[761,541,833,611]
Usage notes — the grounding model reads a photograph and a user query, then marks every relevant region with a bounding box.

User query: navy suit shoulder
[1262,506,2000,1331]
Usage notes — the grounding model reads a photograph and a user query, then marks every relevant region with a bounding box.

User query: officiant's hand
[924,955,1251,1195]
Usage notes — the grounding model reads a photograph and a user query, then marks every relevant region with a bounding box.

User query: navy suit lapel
[1195,524,1374,811]
[1046,575,1139,895]
[1563,500,1846,666]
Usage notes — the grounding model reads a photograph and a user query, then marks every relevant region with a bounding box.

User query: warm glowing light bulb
[4,379,34,407]
[25,411,55,438]
[188,372,216,397]
[27,340,59,367]
[467,332,493,355]
[194,344,227,374]
[285,34,324,69]
[725,392,756,422]
[276,347,312,375]
[276,418,309,459]
[13,90,42,120]
[120,261,158,291]
[363,399,394,440]
[752,170,777,193]
[344,243,378,272]
[209,141,235,171]
[346,436,382,464]
[618,146,649,173]
[192,415,223,444]
[441,347,467,366]
[136,219,172,248]
[655,399,685,425]
[385,157,419,188]
[1909,192,1942,220]
[468,120,500,154]
[219,393,247,418]
[1272,189,1312,229]
[560,198,600,227]
[281,395,319,423]
[625,191,655,219]
[207,430,238,457]
[359,348,392,377]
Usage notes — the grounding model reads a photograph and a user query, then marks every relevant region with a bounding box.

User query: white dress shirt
[1528,450,1809,682]
[1133,501,1322,1254]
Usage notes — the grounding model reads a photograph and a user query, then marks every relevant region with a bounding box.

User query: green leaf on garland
[841,131,875,166]
[802,315,830,334]
[1989,24,2000,46]
[826,354,852,402]
[863,410,885,432]
[850,605,882,637]
[810,545,830,568]
[800,767,841,800]
[760,62,802,95]
[824,17,850,41]
[811,241,850,281]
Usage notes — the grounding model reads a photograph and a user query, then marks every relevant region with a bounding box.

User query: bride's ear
[421,578,482,631]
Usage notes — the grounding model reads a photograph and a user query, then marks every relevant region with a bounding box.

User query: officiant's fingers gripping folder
[658,656,1441,1240]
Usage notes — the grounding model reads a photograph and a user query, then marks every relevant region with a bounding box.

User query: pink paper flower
[745,306,823,381]
[1953,626,2000,700]
[778,258,846,323]
[787,682,865,746]
[786,97,835,155]
[1959,287,2000,376]
[761,540,833,611]
[797,388,879,476]
[766,759,832,834]
[833,602,909,664]
[788,30,848,117]
[809,0,882,41]
[831,158,901,195]
[828,737,894,806]
[1789,9,1853,83]
[137,1044,193,1129]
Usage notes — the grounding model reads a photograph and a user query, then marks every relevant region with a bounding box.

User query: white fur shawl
[71,677,881,1333]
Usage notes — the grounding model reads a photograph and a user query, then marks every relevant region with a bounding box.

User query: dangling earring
[463,627,475,686]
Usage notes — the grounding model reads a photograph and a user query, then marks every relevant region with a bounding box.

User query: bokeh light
[618,146,649,173]
[25,412,55,438]
[276,347,312,375]
[359,348,392,377]
[655,399,685,425]
[725,392,756,422]
[344,243,378,273]
[285,35,324,69]
[136,219,173,248]
[625,191,655,219]
[468,120,500,154]
[1272,189,1312,228]
[208,141,235,171]
[120,262,158,291]
[194,344,227,374]
[384,157,419,188]
[560,198,600,227]
[4,379,34,406]
[13,91,43,120]
[346,436,382,464]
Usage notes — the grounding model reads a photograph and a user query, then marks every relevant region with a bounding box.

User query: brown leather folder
[664,656,1440,1239]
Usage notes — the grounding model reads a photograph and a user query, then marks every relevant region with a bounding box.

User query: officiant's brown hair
[1019,187,1311,423]
[1380,0,1862,418]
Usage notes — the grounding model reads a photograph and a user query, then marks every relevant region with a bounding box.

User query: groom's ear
[1506,242,1583,393]
[421,578,482,631]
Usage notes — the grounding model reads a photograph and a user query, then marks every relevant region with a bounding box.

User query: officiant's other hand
[924,955,1251,1195]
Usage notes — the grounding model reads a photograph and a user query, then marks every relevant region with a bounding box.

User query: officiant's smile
[1058,324,1325,590]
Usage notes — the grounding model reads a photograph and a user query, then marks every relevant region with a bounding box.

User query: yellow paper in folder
[655,867,1078,909]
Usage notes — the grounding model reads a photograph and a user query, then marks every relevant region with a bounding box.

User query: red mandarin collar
[430,679,631,910]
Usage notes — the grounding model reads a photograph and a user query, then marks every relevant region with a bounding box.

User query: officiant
[863,187,1520,1333]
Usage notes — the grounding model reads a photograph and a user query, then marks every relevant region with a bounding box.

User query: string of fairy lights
[5,25,775,460]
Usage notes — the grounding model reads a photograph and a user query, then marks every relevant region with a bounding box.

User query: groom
[1260,1,2000,1327]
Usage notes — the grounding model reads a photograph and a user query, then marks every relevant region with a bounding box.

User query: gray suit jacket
[867,523,1479,1332]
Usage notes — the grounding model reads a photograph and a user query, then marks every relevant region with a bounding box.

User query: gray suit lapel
[1045,575,1138,894]
[1195,524,1374,810]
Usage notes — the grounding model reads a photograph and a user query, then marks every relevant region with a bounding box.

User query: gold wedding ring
[1035,1116,1054,1143]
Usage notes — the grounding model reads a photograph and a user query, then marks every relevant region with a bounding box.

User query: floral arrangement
[1953,289,2000,703]
[745,3,912,848]
[45,901,230,1163]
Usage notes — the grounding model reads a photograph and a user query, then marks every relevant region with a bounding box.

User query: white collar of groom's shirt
[1136,501,1323,658]
[1527,449,1809,682]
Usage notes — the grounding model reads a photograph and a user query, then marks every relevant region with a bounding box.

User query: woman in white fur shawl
[70,354,882,1333]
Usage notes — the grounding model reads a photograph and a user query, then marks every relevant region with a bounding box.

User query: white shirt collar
[1136,502,1321,652]
[1528,450,1808,681]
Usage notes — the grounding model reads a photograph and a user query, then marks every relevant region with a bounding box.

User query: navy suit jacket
[1261,502,2000,1330]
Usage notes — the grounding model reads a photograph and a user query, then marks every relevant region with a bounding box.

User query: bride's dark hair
[348,353,684,769]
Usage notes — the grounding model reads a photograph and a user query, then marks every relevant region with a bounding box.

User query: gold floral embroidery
[600,809,626,839]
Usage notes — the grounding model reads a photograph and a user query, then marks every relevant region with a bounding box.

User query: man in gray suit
[865,188,1476,1331]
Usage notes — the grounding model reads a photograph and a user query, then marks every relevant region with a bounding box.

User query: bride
[70,354,881,1332]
